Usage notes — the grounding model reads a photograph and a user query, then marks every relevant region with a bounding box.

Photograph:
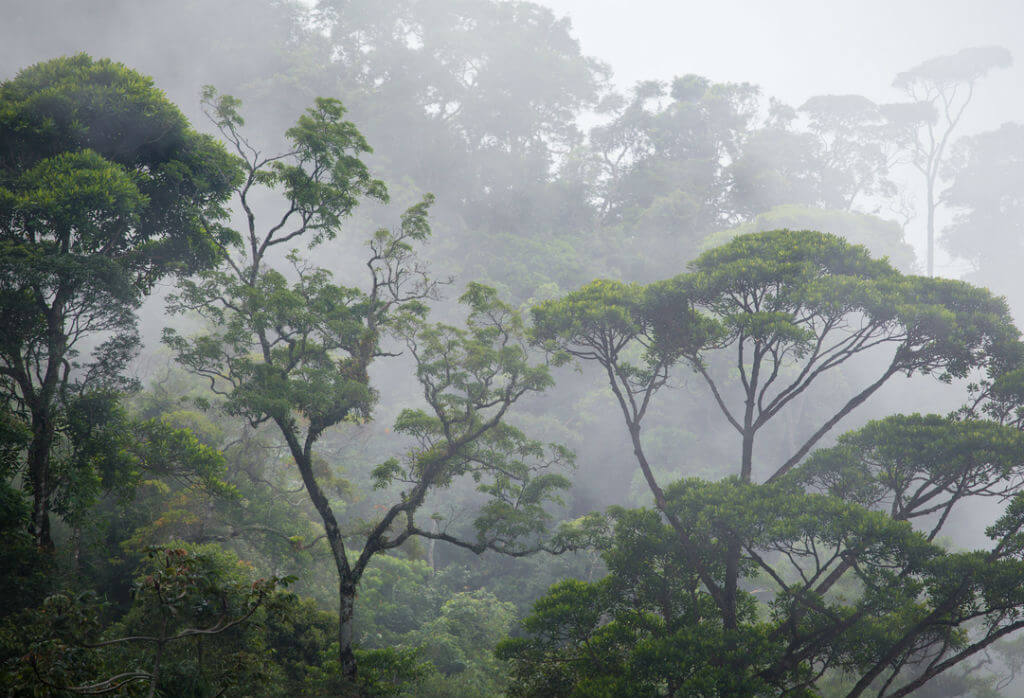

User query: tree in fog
[891,46,1012,277]
[0,55,237,549]
[942,122,1024,311]
[318,0,609,300]
[511,230,1024,696]
[166,90,574,688]
[798,94,906,212]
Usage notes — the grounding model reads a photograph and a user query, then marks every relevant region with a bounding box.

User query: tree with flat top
[518,229,1024,695]
[891,46,1012,277]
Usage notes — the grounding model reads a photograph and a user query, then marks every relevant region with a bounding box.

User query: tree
[726,123,825,217]
[316,0,609,304]
[503,442,1024,696]
[536,230,1015,487]
[589,75,761,266]
[5,545,288,697]
[701,205,915,272]
[524,229,1024,694]
[319,0,606,196]
[941,122,1024,311]
[166,91,573,686]
[798,94,906,212]
[0,54,239,550]
[498,506,774,698]
[891,46,1012,277]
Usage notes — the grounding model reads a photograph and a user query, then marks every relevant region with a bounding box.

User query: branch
[768,361,900,482]
[887,619,1024,698]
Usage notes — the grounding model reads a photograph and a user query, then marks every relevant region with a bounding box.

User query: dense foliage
[3,3,1024,697]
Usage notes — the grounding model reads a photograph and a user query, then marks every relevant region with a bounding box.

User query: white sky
[536,0,1023,130]
[533,0,1024,275]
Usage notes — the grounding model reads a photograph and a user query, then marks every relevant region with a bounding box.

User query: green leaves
[201,87,387,249]
[5,544,291,696]
[0,55,240,547]
[501,504,780,698]
[543,229,1019,485]
[167,259,376,433]
[519,227,1024,695]
[8,149,145,247]
[170,93,439,449]
[1,55,240,282]
[530,277,720,383]
[45,390,235,526]
[376,285,573,555]
[893,275,1017,379]
[689,228,896,297]
[796,414,1024,520]
[532,279,648,353]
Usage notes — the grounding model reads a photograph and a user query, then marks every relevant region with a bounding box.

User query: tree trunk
[728,427,754,631]
[339,577,358,684]
[926,178,935,277]
[278,420,361,691]
[27,411,54,550]
[723,538,740,631]
[740,429,755,483]
[427,519,438,573]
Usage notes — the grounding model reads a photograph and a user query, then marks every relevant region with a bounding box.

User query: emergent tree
[523,229,1023,694]
[892,46,1012,276]
[166,91,573,688]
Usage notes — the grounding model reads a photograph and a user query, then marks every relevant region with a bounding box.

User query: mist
[3,1,1024,696]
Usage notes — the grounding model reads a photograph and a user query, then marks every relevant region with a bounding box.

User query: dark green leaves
[0,55,238,548]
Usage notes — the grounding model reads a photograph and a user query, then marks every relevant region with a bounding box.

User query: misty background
[4,0,1022,584]
[539,0,1024,276]
[4,1,1024,694]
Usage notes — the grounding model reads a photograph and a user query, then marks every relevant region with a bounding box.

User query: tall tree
[0,55,238,549]
[167,91,573,686]
[528,230,1022,693]
[891,46,1012,277]
[586,75,763,280]
[319,0,605,187]
[798,94,906,211]
[536,230,1015,487]
[942,122,1024,311]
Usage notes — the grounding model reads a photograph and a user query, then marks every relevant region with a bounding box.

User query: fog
[3,1,1024,695]
[540,1,1024,125]
[537,0,1024,278]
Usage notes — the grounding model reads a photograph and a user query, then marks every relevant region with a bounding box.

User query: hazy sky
[534,0,1024,274]
[535,0,1023,131]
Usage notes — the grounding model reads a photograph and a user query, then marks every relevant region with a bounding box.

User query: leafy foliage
[0,54,238,548]
[2,545,289,696]
[524,230,1024,695]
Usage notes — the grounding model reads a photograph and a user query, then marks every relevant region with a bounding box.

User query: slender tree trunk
[147,638,164,698]
[27,410,54,550]
[727,426,755,631]
[427,519,438,574]
[278,420,360,690]
[740,352,758,482]
[926,177,936,277]
[723,539,740,631]
[740,429,755,483]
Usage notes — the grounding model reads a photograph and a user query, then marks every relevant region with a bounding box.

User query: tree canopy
[3,7,1024,697]
[524,230,1024,696]
[0,54,238,549]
